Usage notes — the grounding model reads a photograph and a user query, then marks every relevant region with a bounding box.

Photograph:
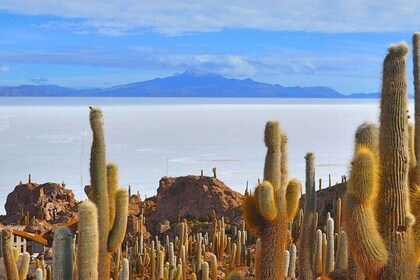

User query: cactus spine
[299,152,316,280]
[108,188,129,251]
[242,121,301,279]
[52,226,73,280]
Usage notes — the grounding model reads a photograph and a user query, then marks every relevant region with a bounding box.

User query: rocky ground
[0,174,346,272]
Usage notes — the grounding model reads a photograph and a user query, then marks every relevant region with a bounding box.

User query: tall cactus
[2,230,30,280]
[410,32,420,262]
[52,226,73,280]
[413,33,420,160]
[242,121,301,279]
[89,107,129,279]
[299,152,316,280]
[344,43,418,279]
[377,42,417,279]
[1,228,19,280]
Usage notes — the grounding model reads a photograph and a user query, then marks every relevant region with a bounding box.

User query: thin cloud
[0,66,10,72]
[1,1,420,35]
[0,48,381,80]
[30,78,49,85]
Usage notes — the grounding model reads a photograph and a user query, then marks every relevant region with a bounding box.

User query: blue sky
[0,1,420,94]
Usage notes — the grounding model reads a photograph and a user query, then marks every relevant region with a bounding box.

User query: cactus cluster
[5,34,420,280]
[344,37,420,280]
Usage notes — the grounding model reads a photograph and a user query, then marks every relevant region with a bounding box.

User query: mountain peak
[177,70,222,78]
[0,71,378,98]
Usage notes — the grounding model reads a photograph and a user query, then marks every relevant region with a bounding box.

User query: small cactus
[77,200,99,280]
[299,152,317,280]
[52,226,73,280]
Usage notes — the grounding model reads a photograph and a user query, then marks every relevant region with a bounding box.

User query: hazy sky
[1,1,420,94]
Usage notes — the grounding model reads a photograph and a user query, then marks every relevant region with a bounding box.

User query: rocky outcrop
[147,176,243,226]
[24,218,52,235]
[4,182,77,225]
[300,182,347,229]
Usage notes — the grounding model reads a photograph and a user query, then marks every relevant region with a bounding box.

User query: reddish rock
[148,176,243,226]
[156,220,171,234]
[124,194,152,245]
[300,182,347,229]
[4,182,77,225]
[24,218,52,235]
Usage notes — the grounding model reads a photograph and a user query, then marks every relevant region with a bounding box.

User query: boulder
[147,175,243,226]
[4,181,77,225]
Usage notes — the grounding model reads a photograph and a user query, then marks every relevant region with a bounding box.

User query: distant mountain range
[0,71,383,98]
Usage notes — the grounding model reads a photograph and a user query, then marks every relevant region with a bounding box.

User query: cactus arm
[263,121,282,191]
[344,148,388,279]
[280,132,289,187]
[257,181,278,221]
[242,191,263,237]
[107,163,118,228]
[285,179,301,221]
[107,188,128,252]
[355,122,379,153]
